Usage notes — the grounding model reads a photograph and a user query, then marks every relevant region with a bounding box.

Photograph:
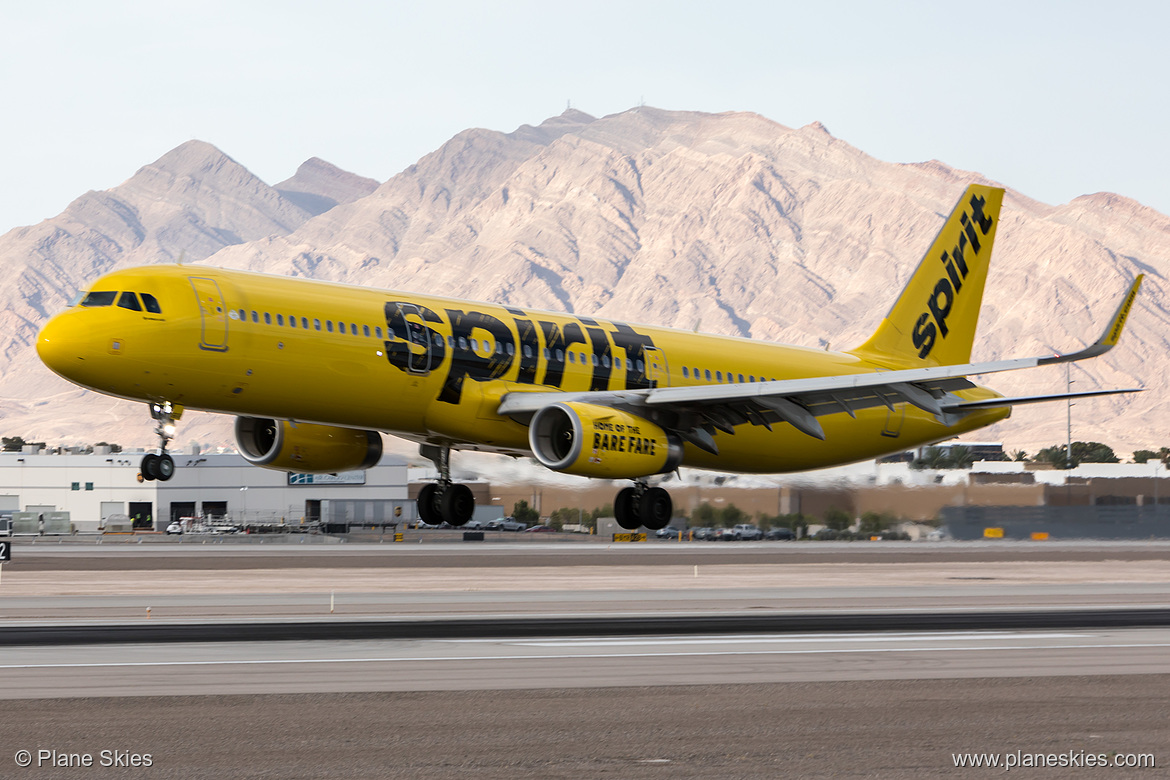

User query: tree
[547,506,584,530]
[1036,441,1120,468]
[717,504,748,527]
[511,500,540,525]
[858,511,898,536]
[1010,449,1028,462]
[1134,449,1170,466]
[690,503,718,525]
[2,436,26,452]
[823,507,852,531]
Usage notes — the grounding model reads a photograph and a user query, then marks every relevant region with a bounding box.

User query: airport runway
[1,541,1166,778]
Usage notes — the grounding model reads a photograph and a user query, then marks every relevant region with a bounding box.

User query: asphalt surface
[2,540,1167,778]
[10,537,1170,570]
[2,678,1165,779]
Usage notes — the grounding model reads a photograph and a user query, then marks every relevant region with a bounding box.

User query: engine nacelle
[235,417,382,473]
[529,402,683,479]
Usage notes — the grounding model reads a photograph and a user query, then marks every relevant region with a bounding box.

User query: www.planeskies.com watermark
[953,749,1155,771]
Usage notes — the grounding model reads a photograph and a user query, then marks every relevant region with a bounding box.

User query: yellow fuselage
[37,265,1008,472]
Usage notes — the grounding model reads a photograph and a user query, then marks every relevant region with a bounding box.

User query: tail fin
[851,184,1004,367]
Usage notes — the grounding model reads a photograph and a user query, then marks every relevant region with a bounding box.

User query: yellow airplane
[36,184,1142,529]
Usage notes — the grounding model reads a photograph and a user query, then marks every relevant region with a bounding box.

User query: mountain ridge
[2,107,1166,459]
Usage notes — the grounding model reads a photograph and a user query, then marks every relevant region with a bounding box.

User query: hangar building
[0,450,410,532]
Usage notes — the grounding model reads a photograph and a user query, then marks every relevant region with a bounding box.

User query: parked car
[165,521,183,535]
[715,527,739,541]
[524,524,557,533]
[813,528,841,540]
[732,523,764,541]
[765,527,795,541]
[655,525,688,539]
[691,527,715,541]
[487,516,528,532]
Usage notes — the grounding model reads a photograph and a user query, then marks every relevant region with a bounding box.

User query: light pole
[240,486,248,527]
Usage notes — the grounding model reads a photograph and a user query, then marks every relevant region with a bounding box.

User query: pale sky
[1,1,1166,235]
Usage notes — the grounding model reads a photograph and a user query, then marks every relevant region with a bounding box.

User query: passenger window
[704,369,712,381]
[276,314,284,326]
[569,352,576,364]
[80,291,117,307]
[251,311,259,323]
[314,319,321,331]
[459,337,468,351]
[326,321,333,333]
[264,313,272,325]
[683,367,689,378]
[615,357,622,370]
[637,360,644,373]
[522,344,532,358]
[363,325,370,337]
[301,317,309,329]
[117,292,142,311]
[139,293,162,314]
[350,323,357,335]
[716,371,723,382]
[506,343,515,356]
[750,375,756,383]
[738,373,744,383]
[376,327,383,339]
[602,355,610,368]
[543,348,550,360]
[591,354,598,366]
[289,316,296,328]
[556,349,564,362]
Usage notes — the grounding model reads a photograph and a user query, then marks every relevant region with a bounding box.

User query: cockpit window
[141,293,162,314]
[117,292,142,311]
[80,291,118,307]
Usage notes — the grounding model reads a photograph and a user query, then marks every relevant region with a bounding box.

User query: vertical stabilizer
[851,185,1004,367]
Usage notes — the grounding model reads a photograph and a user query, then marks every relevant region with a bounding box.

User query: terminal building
[0,450,411,532]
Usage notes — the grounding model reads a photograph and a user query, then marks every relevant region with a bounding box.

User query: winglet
[1039,275,1143,365]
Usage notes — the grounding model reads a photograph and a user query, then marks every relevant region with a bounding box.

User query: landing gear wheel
[156,453,175,481]
[141,453,159,481]
[614,486,641,530]
[440,483,475,527]
[639,487,672,531]
[417,483,440,526]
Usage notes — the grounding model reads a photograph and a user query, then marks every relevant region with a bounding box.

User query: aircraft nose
[37,315,82,378]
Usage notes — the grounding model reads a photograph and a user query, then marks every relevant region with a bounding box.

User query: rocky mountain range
[2,107,1166,460]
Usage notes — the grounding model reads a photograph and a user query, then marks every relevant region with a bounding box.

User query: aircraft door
[396,303,432,375]
[643,347,669,388]
[189,277,229,352]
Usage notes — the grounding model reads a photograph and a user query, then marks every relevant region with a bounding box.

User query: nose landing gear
[140,402,179,482]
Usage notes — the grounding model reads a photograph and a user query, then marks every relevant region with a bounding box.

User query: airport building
[0,450,411,532]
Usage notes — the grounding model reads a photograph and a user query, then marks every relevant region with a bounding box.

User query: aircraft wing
[497,276,1143,453]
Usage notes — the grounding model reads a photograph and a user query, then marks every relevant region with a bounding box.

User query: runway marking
[487,632,1093,647]
[1,643,1168,670]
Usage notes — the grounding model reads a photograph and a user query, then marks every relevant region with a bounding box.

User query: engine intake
[529,402,683,479]
[235,417,382,473]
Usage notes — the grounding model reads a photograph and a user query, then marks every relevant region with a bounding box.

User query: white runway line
[2,642,1169,670]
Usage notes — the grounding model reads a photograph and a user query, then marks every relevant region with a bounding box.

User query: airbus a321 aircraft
[36,185,1142,530]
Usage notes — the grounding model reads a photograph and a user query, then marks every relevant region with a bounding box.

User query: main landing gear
[140,402,177,482]
[416,444,476,527]
[613,482,673,531]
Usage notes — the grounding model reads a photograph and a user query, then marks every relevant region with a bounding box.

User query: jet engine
[235,417,382,473]
[529,402,683,479]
